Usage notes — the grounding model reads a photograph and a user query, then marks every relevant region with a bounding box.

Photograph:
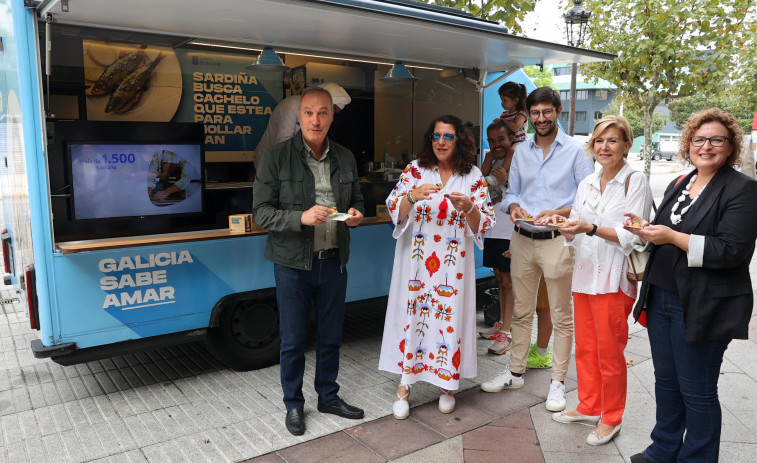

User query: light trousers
[509,231,574,380]
[573,291,634,426]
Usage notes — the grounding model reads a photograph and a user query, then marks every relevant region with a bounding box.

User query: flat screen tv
[69,143,203,220]
[49,121,208,241]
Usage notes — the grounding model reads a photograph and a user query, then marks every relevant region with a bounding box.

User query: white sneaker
[479,321,503,339]
[480,367,524,392]
[546,380,566,411]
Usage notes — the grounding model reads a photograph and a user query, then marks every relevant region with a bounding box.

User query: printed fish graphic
[105,53,164,114]
[89,45,148,96]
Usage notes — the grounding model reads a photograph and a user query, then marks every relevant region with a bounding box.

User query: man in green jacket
[253,87,365,436]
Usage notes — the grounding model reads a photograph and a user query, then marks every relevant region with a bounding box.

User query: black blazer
[633,166,757,342]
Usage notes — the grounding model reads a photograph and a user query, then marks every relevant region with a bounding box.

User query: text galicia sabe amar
[98,251,193,309]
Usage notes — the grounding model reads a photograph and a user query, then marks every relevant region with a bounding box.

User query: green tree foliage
[602,97,664,139]
[581,0,757,177]
[417,0,536,32]
[668,93,754,134]
[523,65,554,88]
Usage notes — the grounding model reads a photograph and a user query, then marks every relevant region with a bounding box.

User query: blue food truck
[0,0,612,370]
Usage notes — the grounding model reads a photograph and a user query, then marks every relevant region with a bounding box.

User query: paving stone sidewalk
[0,255,755,462]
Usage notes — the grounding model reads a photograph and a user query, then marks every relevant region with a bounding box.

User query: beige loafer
[552,410,601,425]
[587,424,621,446]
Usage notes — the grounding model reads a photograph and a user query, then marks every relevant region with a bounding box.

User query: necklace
[670,174,704,225]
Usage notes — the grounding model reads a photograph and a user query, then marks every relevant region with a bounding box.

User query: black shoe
[630,452,656,463]
[285,408,305,436]
[317,398,365,419]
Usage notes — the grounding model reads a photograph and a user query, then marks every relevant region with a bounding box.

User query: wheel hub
[229,300,278,348]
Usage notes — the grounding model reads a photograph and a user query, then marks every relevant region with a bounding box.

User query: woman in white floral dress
[378,115,495,419]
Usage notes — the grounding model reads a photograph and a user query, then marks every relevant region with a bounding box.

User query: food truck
[0,0,612,370]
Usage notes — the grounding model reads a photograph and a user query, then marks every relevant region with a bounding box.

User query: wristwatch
[586,224,598,236]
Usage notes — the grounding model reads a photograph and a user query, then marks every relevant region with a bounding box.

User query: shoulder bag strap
[625,170,657,213]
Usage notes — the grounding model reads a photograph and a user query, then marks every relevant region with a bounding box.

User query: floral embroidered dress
[378,160,495,389]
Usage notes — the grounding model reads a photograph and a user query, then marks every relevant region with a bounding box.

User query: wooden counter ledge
[56,216,393,254]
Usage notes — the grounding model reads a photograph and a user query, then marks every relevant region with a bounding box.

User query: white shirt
[504,129,594,231]
[485,156,512,240]
[565,162,653,298]
[254,95,302,168]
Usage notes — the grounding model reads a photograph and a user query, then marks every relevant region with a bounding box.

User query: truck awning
[31,0,614,71]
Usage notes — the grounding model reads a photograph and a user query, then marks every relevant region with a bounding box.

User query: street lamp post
[563,0,591,137]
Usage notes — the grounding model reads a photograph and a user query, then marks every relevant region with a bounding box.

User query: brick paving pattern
[2,273,756,462]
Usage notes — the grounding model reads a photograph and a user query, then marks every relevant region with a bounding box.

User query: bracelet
[586,224,598,236]
[406,190,416,205]
[466,204,476,214]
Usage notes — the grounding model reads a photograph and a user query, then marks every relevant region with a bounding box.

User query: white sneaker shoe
[546,380,566,411]
[480,367,524,392]
[479,321,503,339]
[439,389,455,414]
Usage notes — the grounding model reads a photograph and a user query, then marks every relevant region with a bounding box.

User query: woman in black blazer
[624,108,757,463]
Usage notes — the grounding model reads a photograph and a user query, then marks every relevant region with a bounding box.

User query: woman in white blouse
[541,115,652,446]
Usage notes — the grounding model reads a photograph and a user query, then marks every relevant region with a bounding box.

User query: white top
[484,156,513,240]
[565,162,653,298]
[253,95,302,168]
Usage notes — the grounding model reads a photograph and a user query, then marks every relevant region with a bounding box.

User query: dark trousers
[274,256,347,410]
[645,285,730,463]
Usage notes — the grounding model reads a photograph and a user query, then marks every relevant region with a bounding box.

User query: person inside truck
[378,114,495,420]
[252,86,365,437]
[253,82,351,170]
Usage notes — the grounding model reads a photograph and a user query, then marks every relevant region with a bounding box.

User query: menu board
[173,49,283,157]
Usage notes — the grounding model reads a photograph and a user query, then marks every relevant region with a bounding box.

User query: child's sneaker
[526,343,552,369]
[487,331,513,355]
[479,320,503,340]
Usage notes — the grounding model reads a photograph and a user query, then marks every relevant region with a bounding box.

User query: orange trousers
[573,291,634,426]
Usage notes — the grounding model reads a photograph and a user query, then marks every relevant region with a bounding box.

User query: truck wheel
[206,296,280,371]
[653,153,661,161]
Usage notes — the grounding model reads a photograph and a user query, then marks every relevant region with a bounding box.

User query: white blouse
[565,162,653,298]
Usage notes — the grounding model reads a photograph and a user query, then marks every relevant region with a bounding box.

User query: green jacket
[252,132,364,270]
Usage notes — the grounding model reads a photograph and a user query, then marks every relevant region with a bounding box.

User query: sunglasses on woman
[431,132,456,142]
